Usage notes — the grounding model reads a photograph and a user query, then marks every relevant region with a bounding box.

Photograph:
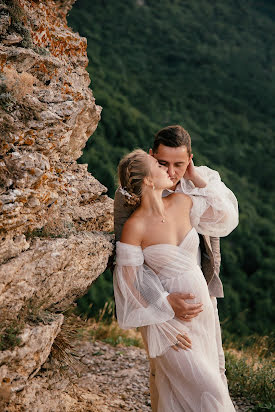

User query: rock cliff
[0,0,114,407]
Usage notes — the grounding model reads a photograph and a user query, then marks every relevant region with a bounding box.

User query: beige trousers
[140,297,227,412]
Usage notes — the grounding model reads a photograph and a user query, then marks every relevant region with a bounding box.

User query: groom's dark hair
[152,125,192,156]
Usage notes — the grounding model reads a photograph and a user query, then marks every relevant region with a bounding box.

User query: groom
[114,125,227,411]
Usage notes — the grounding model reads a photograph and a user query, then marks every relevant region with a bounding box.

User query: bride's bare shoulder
[120,214,146,246]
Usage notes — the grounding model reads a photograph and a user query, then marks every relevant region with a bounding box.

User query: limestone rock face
[0,232,113,318]
[0,0,114,402]
[0,0,113,245]
[0,314,64,392]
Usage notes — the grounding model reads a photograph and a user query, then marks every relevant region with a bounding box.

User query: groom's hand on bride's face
[167,292,203,322]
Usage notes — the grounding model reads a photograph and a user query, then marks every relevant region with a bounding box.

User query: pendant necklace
[160,209,166,223]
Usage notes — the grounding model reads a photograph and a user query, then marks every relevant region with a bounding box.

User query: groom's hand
[167,292,203,322]
[183,154,195,181]
[183,156,207,188]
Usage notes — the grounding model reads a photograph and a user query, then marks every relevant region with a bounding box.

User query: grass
[0,323,22,351]
[0,300,57,351]
[88,321,143,348]
[44,304,143,379]
[74,302,144,349]
[223,334,275,411]
[225,350,274,411]
[223,331,275,359]
[48,320,83,377]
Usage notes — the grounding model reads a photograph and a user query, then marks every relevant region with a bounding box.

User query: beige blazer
[114,188,224,298]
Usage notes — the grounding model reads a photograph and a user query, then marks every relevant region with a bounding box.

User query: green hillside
[68,0,275,338]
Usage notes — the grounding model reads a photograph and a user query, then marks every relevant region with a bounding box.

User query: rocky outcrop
[0,313,64,393]
[0,232,113,318]
[0,0,114,404]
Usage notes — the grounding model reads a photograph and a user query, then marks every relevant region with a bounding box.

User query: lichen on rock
[0,0,114,405]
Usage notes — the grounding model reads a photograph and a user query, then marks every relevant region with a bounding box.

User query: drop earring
[153,184,155,190]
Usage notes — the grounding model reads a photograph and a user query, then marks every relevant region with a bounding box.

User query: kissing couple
[113,125,238,411]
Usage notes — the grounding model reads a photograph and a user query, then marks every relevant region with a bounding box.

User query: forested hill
[68,0,275,337]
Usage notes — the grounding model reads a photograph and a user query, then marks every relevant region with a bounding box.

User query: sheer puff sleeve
[113,241,189,358]
[181,166,239,237]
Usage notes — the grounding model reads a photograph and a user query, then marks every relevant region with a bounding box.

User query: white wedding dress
[114,167,238,412]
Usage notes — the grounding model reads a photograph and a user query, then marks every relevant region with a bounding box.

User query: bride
[113,149,238,411]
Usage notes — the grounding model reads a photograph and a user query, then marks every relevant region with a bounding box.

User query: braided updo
[118,149,150,208]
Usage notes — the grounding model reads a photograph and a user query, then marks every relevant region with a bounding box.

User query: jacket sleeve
[114,241,189,358]
[182,166,239,237]
[210,236,221,277]
[114,187,135,241]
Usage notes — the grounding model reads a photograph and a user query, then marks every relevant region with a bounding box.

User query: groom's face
[149,144,191,190]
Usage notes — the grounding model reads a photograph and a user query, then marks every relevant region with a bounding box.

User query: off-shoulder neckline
[117,227,195,252]
[116,241,142,249]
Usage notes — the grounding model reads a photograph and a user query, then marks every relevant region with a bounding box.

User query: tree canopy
[68,0,275,337]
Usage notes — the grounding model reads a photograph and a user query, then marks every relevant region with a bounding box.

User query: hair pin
[119,186,132,198]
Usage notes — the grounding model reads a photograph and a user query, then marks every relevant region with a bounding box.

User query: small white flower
[119,186,132,198]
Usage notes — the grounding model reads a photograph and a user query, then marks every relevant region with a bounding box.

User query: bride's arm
[114,234,191,358]
[182,165,239,237]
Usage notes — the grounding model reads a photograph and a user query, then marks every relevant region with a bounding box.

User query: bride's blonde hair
[118,149,150,207]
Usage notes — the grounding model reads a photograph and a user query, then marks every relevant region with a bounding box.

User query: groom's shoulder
[168,191,192,208]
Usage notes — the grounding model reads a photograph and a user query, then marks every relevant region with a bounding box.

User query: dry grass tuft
[48,311,85,376]
[69,302,144,349]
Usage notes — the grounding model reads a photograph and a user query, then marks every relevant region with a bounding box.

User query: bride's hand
[172,333,192,351]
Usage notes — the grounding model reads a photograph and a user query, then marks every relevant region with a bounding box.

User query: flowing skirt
[146,270,235,412]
